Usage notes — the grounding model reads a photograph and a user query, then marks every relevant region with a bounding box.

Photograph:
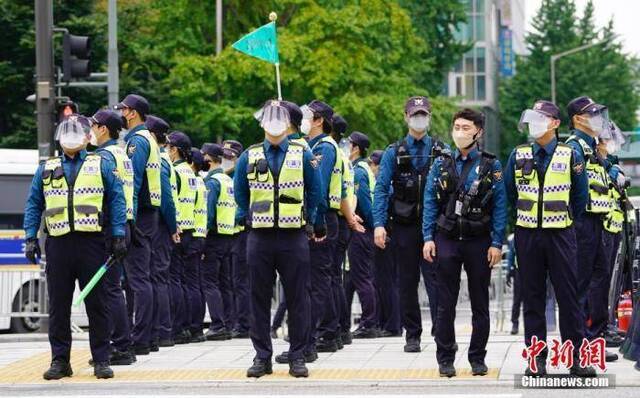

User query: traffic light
[62,33,91,81]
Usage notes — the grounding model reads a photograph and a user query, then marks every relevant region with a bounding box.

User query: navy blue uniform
[504,137,588,356]
[24,149,126,364]
[345,158,377,330]
[373,133,442,343]
[234,137,321,361]
[151,148,177,343]
[124,124,158,349]
[423,148,506,365]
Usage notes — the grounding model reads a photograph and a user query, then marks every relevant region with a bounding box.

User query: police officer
[24,115,127,379]
[422,108,506,377]
[201,143,235,340]
[166,132,200,344]
[504,100,595,377]
[565,97,618,363]
[505,235,522,335]
[234,100,321,378]
[369,149,401,337]
[223,139,251,338]
[115,94,159,355]
[281,100,308,147]
[188,148,208,342]
[89,110,136,365]
[145,115,179,348]
[373,96,445,353]
[345,131,378,338]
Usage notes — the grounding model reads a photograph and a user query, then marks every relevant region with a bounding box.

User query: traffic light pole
[35,0,55,161]
[107,0,119,108]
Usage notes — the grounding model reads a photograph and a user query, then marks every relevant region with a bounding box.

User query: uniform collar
[573,129,596,148]
[174,159,186,166]
[307,133,328,149]
[353,157,367,165]
[454,148,479,161]
[62,149,87,162]
[288,132,304,140]
[406,133,429,146]
[264,136,289,153]
[205,167,223,179]
[125,124,147,141]
[532,137,557,155]
[98,139,118,149]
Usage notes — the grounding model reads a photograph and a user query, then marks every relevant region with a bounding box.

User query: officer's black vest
[435,151,496,240]
[389,138,445,225]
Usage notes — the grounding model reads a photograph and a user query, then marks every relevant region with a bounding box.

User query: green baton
[73,256,115,307]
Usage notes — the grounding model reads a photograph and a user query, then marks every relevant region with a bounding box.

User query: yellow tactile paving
[0,349,498,383]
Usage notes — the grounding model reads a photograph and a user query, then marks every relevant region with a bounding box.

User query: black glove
[506,269,515,288]
[314,223,327,239]
[305,224,315,240]
[111,236,128,262]
[24,238,41,264]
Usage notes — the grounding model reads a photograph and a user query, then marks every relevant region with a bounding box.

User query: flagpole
[269,12,282,100]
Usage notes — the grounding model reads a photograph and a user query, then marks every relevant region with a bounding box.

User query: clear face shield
[55,115,89,150]
[518,109,552,139]
[299,105,315,135]
[254,101,290,137]
[586,109,610,136]
[599,120,625,154]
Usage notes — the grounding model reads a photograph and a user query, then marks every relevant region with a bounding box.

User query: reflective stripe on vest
[103,145,134,220]
[42,154,105,236]
[134,129,162,207]
[174,161,196,230]
[193,176,208,237]
[160,151,179,210]
[211,173,237,235]
[567,135,611,214]
[604,187,624,233]
[247,143,305,228]
[355,160,375,202]
[314,136,343,210]
[514,144,573,229]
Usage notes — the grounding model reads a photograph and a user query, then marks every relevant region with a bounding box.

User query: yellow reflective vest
[131,129,162,207]
[604,187,624,234]
[42,154,105,236]
[247,142,305,228]
[313,136,343,210]
[174,161,196,231]
[567,135,611,214]
[355,160,376,202]
[211,173,237,235]
[103,145,134,220]
[193,175,208,237]
[514,143,573,229]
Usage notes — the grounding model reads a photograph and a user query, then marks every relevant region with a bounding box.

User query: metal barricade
[0,265,48,332]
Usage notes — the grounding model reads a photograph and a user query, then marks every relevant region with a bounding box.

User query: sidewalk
[0,327,638,387]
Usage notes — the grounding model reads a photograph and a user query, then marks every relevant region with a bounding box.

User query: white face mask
[408,115,430,132]
[89,131,98,146]
[263,119,288,137]
[452,130,476,149]
[221,158,234,172]
[527,122,548,139]
[588,114,606,134]
[605,140,618,154]
[59,133,86,151]
[300,119,311,135]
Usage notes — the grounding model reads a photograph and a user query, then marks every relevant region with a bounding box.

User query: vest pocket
[589,183,608,195]
[543,201,567,212]
[74,205,99,214]
[516,199,534,211]
[44,207,65,217]
[250,200,272,214]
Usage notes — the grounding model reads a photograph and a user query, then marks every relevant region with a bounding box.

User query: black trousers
[202,233,234,331]
[248,228,310,361]
[231,230,251,333]
[346,230,377,328]
[46,232,110,363]
[434,233,492,364]
[515,226,584,357]
[374,246,401,333]
[511,270,523,325]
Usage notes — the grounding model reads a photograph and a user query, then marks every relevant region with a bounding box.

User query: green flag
[232,22,279,64]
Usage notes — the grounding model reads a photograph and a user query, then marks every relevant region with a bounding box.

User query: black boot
[352,327,379,339]
[158,338,174,347]
[246,358,272,378]
[570,363,596,377]
[206,328,231,341]
[404,338,421,353]
[316,338,338,352]
[289,358,309,378]
[471,360,488,376]
[43,360,73,380]
[190,330,206,343]
[94,362,114,379]
[524,357,547,377]
[510,323,519,335]
[341,330,353,345]
[231,329,250,339]
[132,344,150,355]
[438,362,456,378]
[110,349,136,366]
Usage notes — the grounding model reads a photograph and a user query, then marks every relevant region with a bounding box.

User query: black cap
[191,147,205,168]
[90,110,122,133]
[349,131,370,151]
[405,96,432,116]
[281,101,302,128]
[222,140,243,158]
[201,143,224,158]
[114,94,150,117]
[332,114,348,135]
[145,115,170,136]
[531,100,560,119]
[369,150,383,165]
[307,100,334,121]
[567,96,607,119]
[166,131,191,151]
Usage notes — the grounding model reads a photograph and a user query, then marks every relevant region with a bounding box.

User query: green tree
[498,0,640,159]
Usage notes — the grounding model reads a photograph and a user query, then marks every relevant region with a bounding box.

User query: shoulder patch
[310,159,319,169]
[127,144,136,155]
[481,151,496,159]
[573,161,584,175]
[493,170,503,182]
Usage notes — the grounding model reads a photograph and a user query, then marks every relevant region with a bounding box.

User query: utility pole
[107,0,119,108]
[35,0,55,160]
[215,0,222,143]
